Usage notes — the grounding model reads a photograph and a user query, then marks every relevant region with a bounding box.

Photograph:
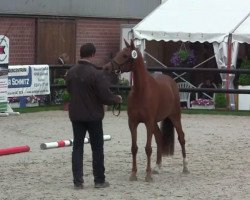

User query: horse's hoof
[152,164,162,174]
[129,175,138,181]
[145,175,153,182]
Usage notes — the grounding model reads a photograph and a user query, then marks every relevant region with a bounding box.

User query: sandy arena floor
[0,111,249,200]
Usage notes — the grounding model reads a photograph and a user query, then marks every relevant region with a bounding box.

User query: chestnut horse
[104,39,189,181]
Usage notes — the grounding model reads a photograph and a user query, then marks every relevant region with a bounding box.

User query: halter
[110,49,138,117]
[58,57,65,65]
[110,49,138,75]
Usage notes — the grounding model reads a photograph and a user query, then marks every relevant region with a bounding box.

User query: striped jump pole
[0,145,30,156]
[40,138,89,150]
[40,135,112,150]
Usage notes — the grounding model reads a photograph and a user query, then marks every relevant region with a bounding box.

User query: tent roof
[133,0,250,43]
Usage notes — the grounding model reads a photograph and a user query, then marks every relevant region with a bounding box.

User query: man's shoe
[94,181,110,188]
[74,183,83,190]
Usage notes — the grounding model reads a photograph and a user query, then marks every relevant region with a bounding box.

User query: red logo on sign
[0,46,5,54]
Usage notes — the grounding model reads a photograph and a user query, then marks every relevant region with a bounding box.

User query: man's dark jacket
[66,60,119,122]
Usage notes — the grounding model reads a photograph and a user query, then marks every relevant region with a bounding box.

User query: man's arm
[95,71,122,105]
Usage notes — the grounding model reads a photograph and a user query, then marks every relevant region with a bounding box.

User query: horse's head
[103,39,139,74]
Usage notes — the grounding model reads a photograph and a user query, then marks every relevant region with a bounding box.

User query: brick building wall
[76,18,139,67]
[0,16,139,66]
[0,17,35,65]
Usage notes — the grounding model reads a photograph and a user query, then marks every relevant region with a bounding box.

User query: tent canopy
[133,0,250,43]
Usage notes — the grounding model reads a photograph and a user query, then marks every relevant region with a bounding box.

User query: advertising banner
[0,35,9,112]
[8,65,50,97]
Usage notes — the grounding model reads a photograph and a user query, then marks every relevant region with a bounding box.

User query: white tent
[132,0,250,109]
[133,0,250,44]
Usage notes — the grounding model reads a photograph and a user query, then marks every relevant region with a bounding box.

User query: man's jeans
[71,120,105,185]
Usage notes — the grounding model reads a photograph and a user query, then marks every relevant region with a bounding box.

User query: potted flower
[8,97,20,108]
[238,58,250,110]
[26,95,40,107]
[191,98,214,109]
[170,49,196,67]
[170,49,196,82]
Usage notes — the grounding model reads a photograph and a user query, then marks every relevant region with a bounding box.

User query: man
[66,43,122,189]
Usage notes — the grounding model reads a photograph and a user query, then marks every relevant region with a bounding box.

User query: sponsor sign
[8,65,50,97]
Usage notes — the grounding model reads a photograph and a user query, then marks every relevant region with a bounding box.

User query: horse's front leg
[152,123,163,174]
[128,119,139,181]
[144,122,154,182]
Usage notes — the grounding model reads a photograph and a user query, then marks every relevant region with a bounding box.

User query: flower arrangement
[191,98,214,106]
[26,95,41,104]
[8,96,42,104]
[8,97,19,103]
[170,50,196,67]
[8,95,43,108]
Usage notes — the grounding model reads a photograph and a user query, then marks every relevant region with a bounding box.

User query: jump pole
[104,134,111,141]
[40,135,112,150]
[0,145,30,156]
[40,138,88,150]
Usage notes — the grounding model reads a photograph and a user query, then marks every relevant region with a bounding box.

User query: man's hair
[80,43,96,58]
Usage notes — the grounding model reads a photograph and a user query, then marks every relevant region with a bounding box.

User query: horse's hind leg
[144,122,155,182]
[128,119,139,181]
[171,118,189,173]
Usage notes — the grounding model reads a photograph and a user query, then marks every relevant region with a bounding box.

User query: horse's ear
[130,39,135,50]
[124,39,130,48]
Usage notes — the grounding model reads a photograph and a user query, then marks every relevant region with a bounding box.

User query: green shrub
[62,90,70,102]
[238,58,250,85]
[54,78,66,85]
[215,93,227,108]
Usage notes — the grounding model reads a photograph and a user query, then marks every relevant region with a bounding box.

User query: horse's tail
[160,118,175,156]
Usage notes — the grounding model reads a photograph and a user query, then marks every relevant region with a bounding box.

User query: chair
[177,82,194,108]
[195,82,217,101]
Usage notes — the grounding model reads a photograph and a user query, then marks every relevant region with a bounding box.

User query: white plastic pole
[103,134,111,141]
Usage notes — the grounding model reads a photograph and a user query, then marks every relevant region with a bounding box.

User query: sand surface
[0,111,249,200]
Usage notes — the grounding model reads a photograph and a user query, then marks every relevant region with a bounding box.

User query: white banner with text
[8,65,50,97]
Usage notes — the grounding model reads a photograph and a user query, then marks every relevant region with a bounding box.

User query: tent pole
[226,12,249,110]
[226,34,232,109]
[230,12,250,33]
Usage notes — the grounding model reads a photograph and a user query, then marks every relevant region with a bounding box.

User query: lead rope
[112,103,121,116]
[112,73,121,116]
